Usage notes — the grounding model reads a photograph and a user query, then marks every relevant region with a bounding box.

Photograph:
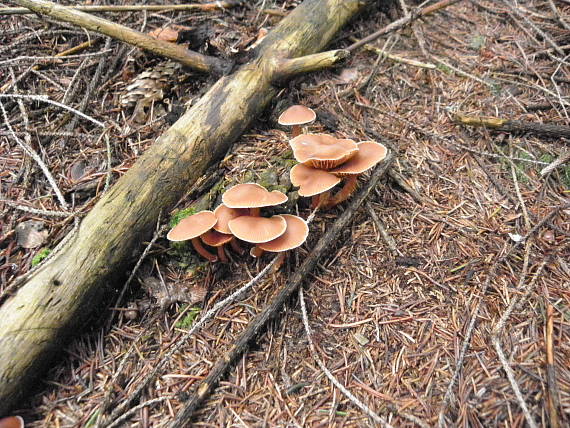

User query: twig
[0,199,70,218]
[545,303,561,428]
[540,150,570,176]
[0,1,243,15]
[0,99,69,210]
[351,37,436,69]
[0,94,105,128]
[13,0,228,74]
[299,287,393,427]
[106,397,169,428]
[347,0,463,52]
[169,153,394,426]
[366,202,401,256]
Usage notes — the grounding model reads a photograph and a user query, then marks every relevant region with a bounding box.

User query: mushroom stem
[230,238,245,255]
[310,191,330,209]
[191,237,218,262]
[250,207,261,217]
[325,175,358,208]
[272,252,287,272]
[250,246,264,258]
[216,246,229,263]
[291,124,301,138]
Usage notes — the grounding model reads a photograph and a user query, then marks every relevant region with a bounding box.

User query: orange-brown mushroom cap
[213,204,249,234]
[222,183,288,209]
[330,141,388,176]
[289,134,358,170]
[290,163,340,197]
[278,105,316,126]
[228,215,287,244]
[200,229,234,247]
[0,416,24,428]
[256,214,309,252]
[166,210,217,241]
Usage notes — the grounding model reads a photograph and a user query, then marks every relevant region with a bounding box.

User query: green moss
[176,306,201,328]
[169,206,196,228]
[539,153,570,188]
[436,63,453,74]
[31,248,51,267]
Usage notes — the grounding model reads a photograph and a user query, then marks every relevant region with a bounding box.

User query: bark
[0,0,371,414]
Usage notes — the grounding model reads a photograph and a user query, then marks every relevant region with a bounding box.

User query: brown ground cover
[1,0,569,427]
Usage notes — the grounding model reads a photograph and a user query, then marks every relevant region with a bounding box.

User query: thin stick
[170,153,394,426]
[299,287,393,427]
[13,0,227,74]
[0,99,69,210]
[0,199,70,218]
[1,1,243,15]
[106,397,169,428]
[545,303,561,428]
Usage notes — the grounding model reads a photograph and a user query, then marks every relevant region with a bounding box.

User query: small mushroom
[250,214,309,259]
[166,210,218,262]
[200,229,234,263]
[289,133,358,170]
[213,203,249,254]
[222,183,288,216]
[228,215,287,244]
[278,105,316,137]
[0,416,24,428]
[290,163,340,208]
[327,141,388,207]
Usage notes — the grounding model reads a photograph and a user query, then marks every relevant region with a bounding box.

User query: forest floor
[1,0,569,427]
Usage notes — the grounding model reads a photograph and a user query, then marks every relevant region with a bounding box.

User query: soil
[1,0,569,427]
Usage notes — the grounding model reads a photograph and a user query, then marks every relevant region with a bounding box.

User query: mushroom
[222,183,288,217]
[327,141,388,207]
[228,214,287,244]
[166,210,218,262]
[290,163,340,209]
[278,105,316,137]
[213,203,249,254]
[0,416,24,428]
[250,214,309,259]
[200,229,234,263]
[289,133,358,170]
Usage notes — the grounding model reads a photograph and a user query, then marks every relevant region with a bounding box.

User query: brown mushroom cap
[330,141,388,176]
[256,214,309,252]
[213,204,249,234]
[201,229,234,247]
[0,416,24,428]
[222,183,288,209]
[278,105,316,126]
[228,215,287,244]
[290,163,341,197]
[289,134,358,170]
[166,210,217,241]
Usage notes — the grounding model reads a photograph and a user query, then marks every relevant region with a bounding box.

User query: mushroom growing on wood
[222,183,288,216]
[278,105,316,137]
[290,163,340,209]
[289,133,358,170]
[228,215,287,244]
[327,141,388,207]
[250,214,309,258]
[166,210,218,262]
[0,416,24,428]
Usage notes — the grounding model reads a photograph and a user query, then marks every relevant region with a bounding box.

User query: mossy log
[0,0,373,414]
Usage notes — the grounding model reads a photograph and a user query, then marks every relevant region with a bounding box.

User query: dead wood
[454,112,570,139]
[171,153,394,427]
[0,0,374,415]
[13,0,227,74]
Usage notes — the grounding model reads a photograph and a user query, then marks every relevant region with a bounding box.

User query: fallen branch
[0,0,373,414]
[453,112,570,139]
[170,153,394,426]
[1,1,243,15]
[13,0,228,75]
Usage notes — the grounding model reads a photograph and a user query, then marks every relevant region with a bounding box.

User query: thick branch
[453,112,570,139]
[13,0,228,75]
[273,49,349,83]
[0,0,371,414]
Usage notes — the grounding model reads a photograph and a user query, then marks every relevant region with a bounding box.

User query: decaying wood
[454,112,570,139]
[171,153,394,426]
[13,0,228,75]
[0,0,373,414]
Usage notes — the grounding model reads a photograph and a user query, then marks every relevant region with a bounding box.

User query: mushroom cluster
[280,106,388,208]
[167,183,308,262]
